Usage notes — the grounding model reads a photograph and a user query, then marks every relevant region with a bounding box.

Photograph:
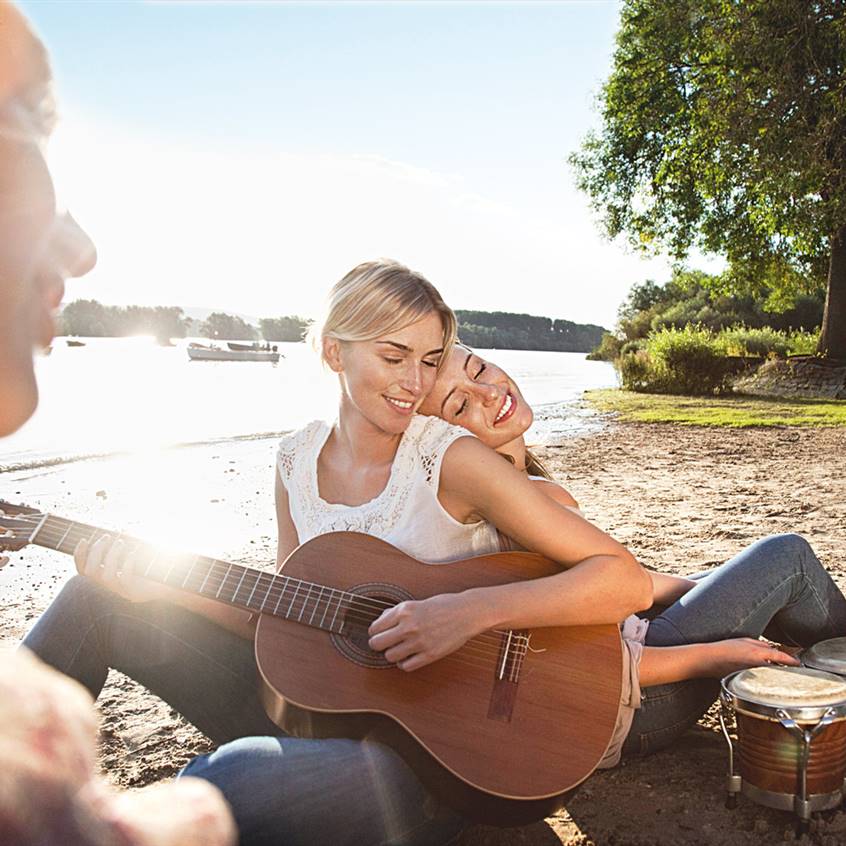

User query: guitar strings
[23,515,529,655]
[25,515,519,642]
[23,526,532,680]
[8,526,531,679]
[18,516,534,672]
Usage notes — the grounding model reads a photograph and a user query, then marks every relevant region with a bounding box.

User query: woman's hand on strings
[74,535,170,603]
[368,593,482,671]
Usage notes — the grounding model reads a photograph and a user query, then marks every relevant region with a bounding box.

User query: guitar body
[256,532,623,824]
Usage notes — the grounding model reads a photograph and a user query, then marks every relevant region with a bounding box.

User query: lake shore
[2,420,845,845]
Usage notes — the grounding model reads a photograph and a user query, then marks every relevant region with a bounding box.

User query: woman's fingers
[72,537,89,575]
[77,534,112,578]
[767,645,801,666]
[382,641,419,666]
[368,602,406,637]
[368,624,404,653]
[101,538,126,583]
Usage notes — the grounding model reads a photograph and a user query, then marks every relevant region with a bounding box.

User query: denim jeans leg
[23,575,279,742]
[180,736,469,846]
[622,678,720,757]
[647,533,846,648]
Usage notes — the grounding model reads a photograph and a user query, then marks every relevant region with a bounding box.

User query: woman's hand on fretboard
[74,535,171,603]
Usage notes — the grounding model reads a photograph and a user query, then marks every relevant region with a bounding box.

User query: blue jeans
[23,576,465,846]
[622,533,846,756]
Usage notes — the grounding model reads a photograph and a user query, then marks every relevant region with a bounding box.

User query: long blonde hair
[310,260,456,365]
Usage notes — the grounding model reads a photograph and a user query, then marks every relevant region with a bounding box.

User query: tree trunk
[819,223,846,361]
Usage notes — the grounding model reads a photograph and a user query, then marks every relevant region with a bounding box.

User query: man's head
[0,2,95,436]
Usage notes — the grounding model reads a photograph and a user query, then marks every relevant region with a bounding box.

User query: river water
[1,338,618,472]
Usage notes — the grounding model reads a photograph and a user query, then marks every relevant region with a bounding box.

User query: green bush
[618,350,665,392]
[718,325,789,358]
[620,338,646,355]
[587,332,624,361]
[787,329,821,356]
[618,326,732,395]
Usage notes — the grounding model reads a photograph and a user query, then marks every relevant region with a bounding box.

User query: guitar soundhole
[331,582,413,669]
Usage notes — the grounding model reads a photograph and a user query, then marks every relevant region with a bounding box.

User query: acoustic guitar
[0,500,623,825]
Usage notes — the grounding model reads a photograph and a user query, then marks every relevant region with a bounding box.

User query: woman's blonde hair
[310,260,457,365]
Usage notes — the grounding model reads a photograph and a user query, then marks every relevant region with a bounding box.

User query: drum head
[728,665,846,708]
[802,637,846,676]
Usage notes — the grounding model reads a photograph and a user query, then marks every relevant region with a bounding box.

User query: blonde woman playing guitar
[23,261,653,845]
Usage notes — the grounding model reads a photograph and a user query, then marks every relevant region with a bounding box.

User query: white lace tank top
[276,414,501,565]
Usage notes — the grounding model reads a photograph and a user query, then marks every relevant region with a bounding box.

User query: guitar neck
[30,514,356,634]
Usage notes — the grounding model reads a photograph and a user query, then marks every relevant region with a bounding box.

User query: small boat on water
[187,343,280,363]
[227,341,280,353]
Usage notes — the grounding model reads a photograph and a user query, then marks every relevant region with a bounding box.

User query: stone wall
[733,356,846,400]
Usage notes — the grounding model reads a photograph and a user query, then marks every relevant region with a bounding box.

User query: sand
[2,421,846,845]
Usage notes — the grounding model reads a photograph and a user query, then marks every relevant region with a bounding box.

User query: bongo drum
[802,637,846,678]
[719,665,846,823]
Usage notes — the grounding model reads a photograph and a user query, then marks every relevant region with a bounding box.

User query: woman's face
[419,346,532,448]
[0,116,95,436]
[325,311,445,436]
[0,7,96,435]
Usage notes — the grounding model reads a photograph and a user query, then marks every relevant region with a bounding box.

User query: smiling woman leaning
[420,344,846,771]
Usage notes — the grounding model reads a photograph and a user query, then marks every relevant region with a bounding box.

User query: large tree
[571,0,846,358]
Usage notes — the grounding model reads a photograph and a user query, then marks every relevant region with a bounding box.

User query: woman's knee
[761,533,813,559]
[738,533,816,577]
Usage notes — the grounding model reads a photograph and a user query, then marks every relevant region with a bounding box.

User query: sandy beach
[3,420,846,845]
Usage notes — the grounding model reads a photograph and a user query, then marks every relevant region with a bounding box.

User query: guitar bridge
[487,629,528,723]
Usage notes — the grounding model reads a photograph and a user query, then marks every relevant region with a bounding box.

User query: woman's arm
[370,437,653,671]
[638,639,800,686]
[442,437,653,623]
[529,478,579,509]
[275,471,300,568]
[649,571,696,605]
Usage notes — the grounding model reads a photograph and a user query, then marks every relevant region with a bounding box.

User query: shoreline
[3,420,846,845]
[0,429,295,475]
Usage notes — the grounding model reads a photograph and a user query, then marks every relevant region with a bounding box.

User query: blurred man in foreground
[0,3,235,843]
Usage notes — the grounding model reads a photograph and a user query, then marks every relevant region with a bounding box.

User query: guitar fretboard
[30,515,367,634]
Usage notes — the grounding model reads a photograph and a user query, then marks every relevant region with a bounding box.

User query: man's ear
[322,335,344,373]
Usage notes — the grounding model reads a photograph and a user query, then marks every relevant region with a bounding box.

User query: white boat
[187,345,280,363]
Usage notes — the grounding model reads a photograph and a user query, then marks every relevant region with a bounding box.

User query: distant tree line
[59,300,605,352]
[59,300,189,341]
[456,311,605,352]
[259,316,312,342]
[59,300,312,343]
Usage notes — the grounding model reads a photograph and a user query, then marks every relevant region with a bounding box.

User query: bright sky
[24,0,689,329]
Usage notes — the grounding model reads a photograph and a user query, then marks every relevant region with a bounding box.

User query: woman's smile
[384,395,415,415]
[493,392,516,426]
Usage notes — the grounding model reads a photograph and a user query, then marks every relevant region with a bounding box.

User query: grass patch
[585,389,846,428]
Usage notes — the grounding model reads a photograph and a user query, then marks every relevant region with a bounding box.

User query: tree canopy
[617,270,823,341]
[571,0,846,358]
